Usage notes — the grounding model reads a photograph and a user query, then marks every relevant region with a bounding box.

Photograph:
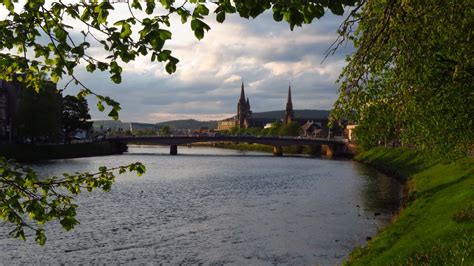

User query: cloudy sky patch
[56,3,354,123]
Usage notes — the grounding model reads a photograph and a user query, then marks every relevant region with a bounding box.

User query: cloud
[54,6,354,123]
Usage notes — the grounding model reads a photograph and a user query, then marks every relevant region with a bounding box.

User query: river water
[0,146,402,265]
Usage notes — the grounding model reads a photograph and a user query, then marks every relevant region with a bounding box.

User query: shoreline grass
[347,147,473,265]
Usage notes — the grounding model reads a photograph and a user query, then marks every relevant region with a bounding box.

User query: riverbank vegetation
[331,0,473,159]
[346,147,473,265]
[227,121,301,137]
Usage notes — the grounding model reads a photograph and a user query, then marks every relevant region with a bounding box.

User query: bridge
[108,135,350,157]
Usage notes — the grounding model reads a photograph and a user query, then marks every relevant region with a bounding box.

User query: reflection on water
[0,146,402,265]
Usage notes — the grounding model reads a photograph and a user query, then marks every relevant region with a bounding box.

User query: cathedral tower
[284,84,295,124]
[237,82,252,128]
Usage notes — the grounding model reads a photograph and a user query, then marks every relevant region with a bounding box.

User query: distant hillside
[154,110,330,130]
[252,109,330,120]
[156,119,218,130]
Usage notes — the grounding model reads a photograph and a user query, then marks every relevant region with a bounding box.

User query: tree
[229,127,239,136]
[159,125,171,136]
[266,120,283,136]
[331,0,473,157]
[0,0,360,245]
[62,95,92,144]
[279,121,301,136]
[15,81,62,144]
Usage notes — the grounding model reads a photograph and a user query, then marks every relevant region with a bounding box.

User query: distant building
[217,81,331,133]
[264,123,274,129]
[0,79,22,141]
[284,85,294,124]
[301,120,323,137]
[217,117,236,131]
[345,124,357,142]
[198,127,209,134]
[92,120,129,135]
[237,82,252,128]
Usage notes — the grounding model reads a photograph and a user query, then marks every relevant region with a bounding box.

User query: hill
[252,109,330,120]
[155,119,218,130]
[154,110,330,130]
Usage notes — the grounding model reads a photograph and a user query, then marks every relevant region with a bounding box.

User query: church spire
[239,81,246,103]
[286,84,293,110]
[285,84,295,124]
[237,80,252,129]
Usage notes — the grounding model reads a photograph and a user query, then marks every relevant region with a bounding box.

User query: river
[0,146,402,265]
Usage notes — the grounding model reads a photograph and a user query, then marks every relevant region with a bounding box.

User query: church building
[217,81,328,131]
[284,85,294,125]
[236,82,252,128]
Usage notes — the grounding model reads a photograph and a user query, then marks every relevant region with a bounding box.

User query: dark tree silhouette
[62,95,92,144]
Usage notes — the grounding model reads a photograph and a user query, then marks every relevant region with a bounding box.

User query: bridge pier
[325,144,334,157]
[273,146,283,156]
[170,145,178,155]
[322,144,344,157]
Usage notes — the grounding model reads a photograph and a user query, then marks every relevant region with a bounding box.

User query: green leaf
[193,4,209,16]
[165,61,176,74]
[216,11,226,23]
[190,19,200,31]
[97,62,108,71]
[110,73,122,84]
[108,108,119,120]
[97,101,105,112]
[35,229,46,246]
[86,63,96,73]
[145,0,156,14]
[158,29,172,40]
[329,3,344,16]
[60,216,79,231]
[119,23,132,39]
[194,28,204,40]
[157,51,170,61]
[273,9,283,22]
[131,0,142,10]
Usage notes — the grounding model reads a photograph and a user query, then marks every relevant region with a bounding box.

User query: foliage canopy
[15,81,62,143]
[331,0,474,157]
[62,95,92,144]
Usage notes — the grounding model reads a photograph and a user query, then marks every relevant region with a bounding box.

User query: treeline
[225,121,301,137]
[14,85,92,144]
[331,0,473,158]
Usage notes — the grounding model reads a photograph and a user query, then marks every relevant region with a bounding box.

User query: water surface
[0,146,402,265]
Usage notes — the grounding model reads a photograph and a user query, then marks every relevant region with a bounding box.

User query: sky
[54,3,355,123]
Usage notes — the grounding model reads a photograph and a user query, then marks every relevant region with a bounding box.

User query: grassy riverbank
[347,147,473,265]
[0,141,127,162]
